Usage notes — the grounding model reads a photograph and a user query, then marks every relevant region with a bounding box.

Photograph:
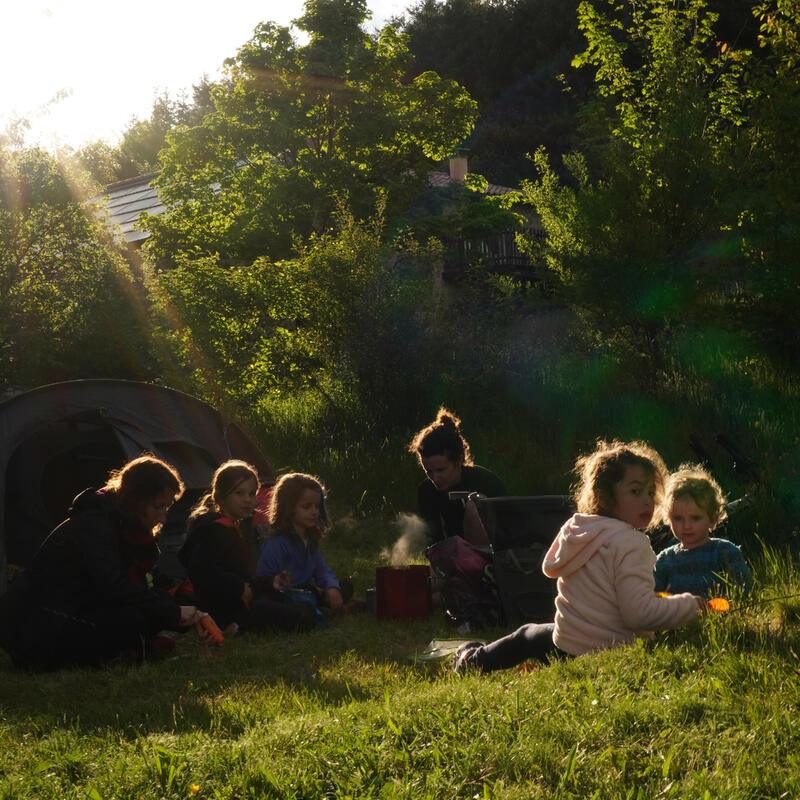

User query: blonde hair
[661,464,727,527]
[408,407,474,468]
[573,439,667,525]
[188,460,259,527]
[268,472,328,548]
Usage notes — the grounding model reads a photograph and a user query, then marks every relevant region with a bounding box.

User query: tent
[0,380,272,594]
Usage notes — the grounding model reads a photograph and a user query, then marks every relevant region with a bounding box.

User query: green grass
[3,544,800,799]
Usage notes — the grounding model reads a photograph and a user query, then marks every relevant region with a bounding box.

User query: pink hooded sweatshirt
[542,514,699,656]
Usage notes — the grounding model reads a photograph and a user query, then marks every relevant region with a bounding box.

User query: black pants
[8,604,158,671]
[240,592,317,633]
[298,578,354,607]
[473,622,569,673]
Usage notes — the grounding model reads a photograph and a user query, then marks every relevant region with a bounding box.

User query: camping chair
[475,495,575,626]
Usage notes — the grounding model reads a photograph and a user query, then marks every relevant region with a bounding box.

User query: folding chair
[475,495,575,626]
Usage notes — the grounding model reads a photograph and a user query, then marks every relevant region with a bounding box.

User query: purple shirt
[256,530,339,590]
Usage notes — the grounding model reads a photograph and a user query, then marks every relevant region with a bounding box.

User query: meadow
[4,0,800,794]
[2,527,800,800]
[3,282,798,800]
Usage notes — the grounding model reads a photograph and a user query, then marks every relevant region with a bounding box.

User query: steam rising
[382,513,428,566]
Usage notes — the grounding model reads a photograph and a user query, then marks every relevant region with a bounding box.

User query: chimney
[449,153,468,182]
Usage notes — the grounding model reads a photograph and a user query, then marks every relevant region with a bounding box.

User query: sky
[0,0,411,151]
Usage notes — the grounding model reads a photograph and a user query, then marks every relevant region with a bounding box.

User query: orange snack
[200,614,225,645]
[708,597,730,612]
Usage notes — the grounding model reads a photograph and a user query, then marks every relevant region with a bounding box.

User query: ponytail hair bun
[435,408,462,431]
[187,459,259,529]
[409,406,473,466]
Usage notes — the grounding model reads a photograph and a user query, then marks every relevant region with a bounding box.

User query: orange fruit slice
[709,597,730,612]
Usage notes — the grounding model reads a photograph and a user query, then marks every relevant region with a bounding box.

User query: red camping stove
[375,565,431,621]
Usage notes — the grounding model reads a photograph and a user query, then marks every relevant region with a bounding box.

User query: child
[180,461,316,633]
[0,455,210,670]
[654,465,751,598]
[453,440,705,674]
[256,473,348,612]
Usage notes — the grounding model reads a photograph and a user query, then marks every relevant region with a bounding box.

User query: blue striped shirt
[653,538,751,597]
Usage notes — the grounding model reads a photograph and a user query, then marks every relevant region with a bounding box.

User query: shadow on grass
[0,613,464,737]
[7,598,796,741]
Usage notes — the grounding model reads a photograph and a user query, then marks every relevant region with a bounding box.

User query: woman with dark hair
[409,408,506,546]
[0,455,210,670]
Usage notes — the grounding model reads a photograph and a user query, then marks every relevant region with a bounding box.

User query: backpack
[426,536,502,630]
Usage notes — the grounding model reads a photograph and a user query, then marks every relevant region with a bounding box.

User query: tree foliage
[400,0,586,184]
[518,0,800,378]
[0,146,153,388]
[141,0,478,266]
[148,203,436,430]
[76,81,216,186]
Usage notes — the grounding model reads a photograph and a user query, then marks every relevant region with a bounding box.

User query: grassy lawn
[2,539,800,800]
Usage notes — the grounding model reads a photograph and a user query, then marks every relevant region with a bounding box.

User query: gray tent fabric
[0,380,272,594]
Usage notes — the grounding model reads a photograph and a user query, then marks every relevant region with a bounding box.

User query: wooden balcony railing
[442,229,547,284]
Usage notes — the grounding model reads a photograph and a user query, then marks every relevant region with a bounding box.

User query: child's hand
[694,595,710,614]
[273,571,291,591]
[325,586,343,611]
[179,605,200,626]
[241,582,253,608]
[180,607,223,644]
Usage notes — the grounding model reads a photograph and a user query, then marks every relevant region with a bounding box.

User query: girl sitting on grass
[453,440,706,674]
[180,461,316,634]
[654,465,751,598]
[256,473,350,612]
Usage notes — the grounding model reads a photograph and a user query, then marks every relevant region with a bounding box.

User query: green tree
[725,0,800,367]
[400,0,585,184]
[141,0,478,266]
[518,0,753,379]
[0,145,153,388]
[148,203,436,431]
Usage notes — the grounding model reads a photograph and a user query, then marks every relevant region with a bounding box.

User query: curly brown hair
[408,407,474,467]
[573,439,667,524]
[268,472,328,548]
[660,464,727,527]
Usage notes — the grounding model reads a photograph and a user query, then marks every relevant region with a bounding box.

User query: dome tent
[0,380,272,594]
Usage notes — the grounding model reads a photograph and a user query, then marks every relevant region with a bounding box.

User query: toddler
[454,440,704,674]
[256,473,348,611]
[654,465,751,598]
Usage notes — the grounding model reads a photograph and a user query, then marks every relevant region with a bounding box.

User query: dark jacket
[179,512,255,628]
[0,488,181,662]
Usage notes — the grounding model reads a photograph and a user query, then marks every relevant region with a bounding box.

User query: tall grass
[250,293,800,554]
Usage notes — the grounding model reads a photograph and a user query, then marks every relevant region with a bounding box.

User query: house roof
[90,173,163,244]
[426,170,515,197]
[91,169,520,245]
